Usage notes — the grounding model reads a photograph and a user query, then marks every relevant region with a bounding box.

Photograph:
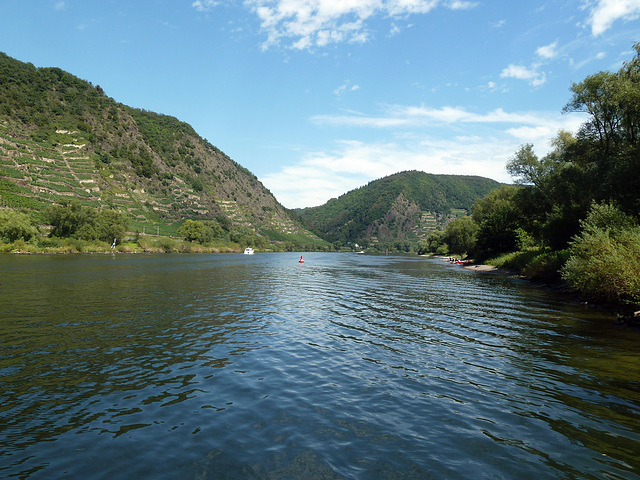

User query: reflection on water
[0,253,639,479]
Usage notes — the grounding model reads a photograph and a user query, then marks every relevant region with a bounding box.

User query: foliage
[178,219,205,242]
[487,248,570,283]
[417,230,446,255]
[417,216,478,256]
[45,199,128,244]
[506,144,544,186]
[443,216,478,255]
[471,185,523,261]
[297,170,500,246]
[460,43,640,305]
[561,203,640,305]
[178,219,224,244]
[0,51,324,248]
[95,209,128,245]
[230,226,261,248]
[0,209,38,242]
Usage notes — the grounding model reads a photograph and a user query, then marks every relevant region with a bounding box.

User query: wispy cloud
[54,1,66,11]
[225,0,480,50]
[192,0,219,12]
[334,83,361,97]
[312,104,581,130]
[492,19,506,29]
[448,1,479,10]
[587,0,640,35]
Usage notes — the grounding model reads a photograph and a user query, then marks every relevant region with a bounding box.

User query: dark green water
[0,253,639,479]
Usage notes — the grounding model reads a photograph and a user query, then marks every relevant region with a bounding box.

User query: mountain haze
[0,52,319,244]
[296,171,501,247]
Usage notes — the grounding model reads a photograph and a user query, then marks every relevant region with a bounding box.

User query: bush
[522,249,570,282]
[0,209,38,242]
[561,203,640,306]
[562,227,640,305]
[45,199,128,243]
[157,236,177,253]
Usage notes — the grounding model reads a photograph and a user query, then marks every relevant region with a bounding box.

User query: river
[1,253,639,479]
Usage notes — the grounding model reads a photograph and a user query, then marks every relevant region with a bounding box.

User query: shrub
[522,249,570,282]
[157,236,177,253]
[0,209,38,242]
[561,203,640,306]
[562,227,640,305]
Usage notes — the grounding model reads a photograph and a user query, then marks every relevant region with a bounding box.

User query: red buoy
[299,255,304,263]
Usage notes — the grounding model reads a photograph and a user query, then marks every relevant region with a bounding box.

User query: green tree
[506,144,543,186]
[178,219,204,242]
[472,186,523,260]
[198,221,224,244]
[443,216,478,255]
[0,209,38,242]
[563,43,640,214]
[45,199,94,238]
[96,209,128,244]
[45,200,127,243]
[417,230,446,255]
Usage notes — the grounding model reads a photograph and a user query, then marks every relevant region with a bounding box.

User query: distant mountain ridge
[296,171,501,248]
[0,52,321,244]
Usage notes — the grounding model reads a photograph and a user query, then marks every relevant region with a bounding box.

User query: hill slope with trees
[295,171,500,251]
[0,52,324,250]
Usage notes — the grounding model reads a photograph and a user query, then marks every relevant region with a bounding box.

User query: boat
[244,247,254,255]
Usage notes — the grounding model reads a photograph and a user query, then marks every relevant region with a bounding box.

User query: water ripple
[1,253,639,479]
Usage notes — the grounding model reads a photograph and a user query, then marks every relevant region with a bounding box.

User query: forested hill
[0,52,319,244]
[295,171,501,248]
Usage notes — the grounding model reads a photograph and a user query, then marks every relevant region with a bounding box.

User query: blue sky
[1,1,639,208]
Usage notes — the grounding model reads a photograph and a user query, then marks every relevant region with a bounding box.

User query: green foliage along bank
[419,43,640,309]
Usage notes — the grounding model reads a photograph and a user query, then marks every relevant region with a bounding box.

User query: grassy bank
[1,235,249,254]
[484,248,570,283]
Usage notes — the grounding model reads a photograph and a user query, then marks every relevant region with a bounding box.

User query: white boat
[244,247,254,255]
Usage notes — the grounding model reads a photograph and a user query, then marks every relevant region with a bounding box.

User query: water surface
[1,253,639,479]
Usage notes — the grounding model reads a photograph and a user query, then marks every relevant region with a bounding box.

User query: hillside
[0,52,322,245]
[296,171,501,248]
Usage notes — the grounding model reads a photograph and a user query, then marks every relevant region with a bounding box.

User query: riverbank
[434,253,640,320]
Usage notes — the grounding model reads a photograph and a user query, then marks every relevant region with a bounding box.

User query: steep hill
[296,171,501,247]
[0,52,321,244]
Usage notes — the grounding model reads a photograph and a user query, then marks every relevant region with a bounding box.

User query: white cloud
[500,64,546,87]
[241,0,478,50]
[588,0,640,35]
[262,105,588,208]
[261,138,515,208]
[536,41,558,59]
[334,83,361,96]
[500,64,536,80]
[192,0,219,12]
[54,1,66,10]
[447,1,479,9]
